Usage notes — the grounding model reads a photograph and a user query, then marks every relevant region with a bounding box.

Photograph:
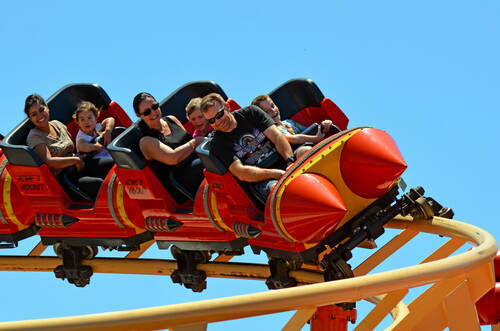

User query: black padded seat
[0,84,112,167]
[107,123,146,171]
[159,81,228,121]
[268,78,325,121]
[195,140,228,176]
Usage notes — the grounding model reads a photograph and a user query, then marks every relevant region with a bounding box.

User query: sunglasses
[140,103,160,117]
[207,105,225,124]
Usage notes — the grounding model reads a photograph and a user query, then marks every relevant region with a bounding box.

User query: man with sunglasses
[200,93,295,202]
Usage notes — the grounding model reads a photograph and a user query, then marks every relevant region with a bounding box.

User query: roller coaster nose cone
[279,173,347,243]
[340,128,407,199]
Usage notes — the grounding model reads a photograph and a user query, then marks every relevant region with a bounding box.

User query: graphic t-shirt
[76,123,112,159]
[210,106,276,169]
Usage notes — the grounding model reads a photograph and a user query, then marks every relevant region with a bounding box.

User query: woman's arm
[139,136,200,165]
[33,143,84,172]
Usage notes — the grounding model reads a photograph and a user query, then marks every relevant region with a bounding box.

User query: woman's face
[138,97,161,127]
[28,103,50,129]
[188,109,208,132]
[76,110,97,136]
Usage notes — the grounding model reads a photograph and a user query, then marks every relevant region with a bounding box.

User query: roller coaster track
[0,215,497,330]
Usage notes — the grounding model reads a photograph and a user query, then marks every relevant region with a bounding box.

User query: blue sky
[0,1,499,330]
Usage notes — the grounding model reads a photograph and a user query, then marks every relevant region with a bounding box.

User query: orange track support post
[310,305,356,331]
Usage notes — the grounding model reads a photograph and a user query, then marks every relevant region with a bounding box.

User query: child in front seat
[74,101,115,179]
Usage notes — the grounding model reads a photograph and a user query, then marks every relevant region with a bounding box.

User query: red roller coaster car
[0,79,448,292]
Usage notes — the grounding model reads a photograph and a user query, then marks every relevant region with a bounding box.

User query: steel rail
[0,215,495,330]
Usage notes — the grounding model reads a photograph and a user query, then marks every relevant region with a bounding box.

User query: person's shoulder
[235,105,265,119]
[241,105,264,113]
[26,127,45,148]
[27,127,41,140]
[75,129,87,140]
[50,120,65,128]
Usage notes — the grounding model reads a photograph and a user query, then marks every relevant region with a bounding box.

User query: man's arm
[228,159,284,182]
[263,125,293,162]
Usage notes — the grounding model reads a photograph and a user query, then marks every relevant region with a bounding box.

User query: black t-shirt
[210,105,276,169]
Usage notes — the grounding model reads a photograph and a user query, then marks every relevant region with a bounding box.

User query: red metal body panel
[0,156,35,235]
[310,305,356,331]
[340,128,407,199]
[271,173,347,243]
[476,251,500,325]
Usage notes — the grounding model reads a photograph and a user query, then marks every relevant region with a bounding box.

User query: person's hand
[272,169,286,179]
[75,157,85,172]
[94,142,103,153]
[193,136,206,147]
[320,120,333,133]
[101,129,112,146]
[314,125,326,142]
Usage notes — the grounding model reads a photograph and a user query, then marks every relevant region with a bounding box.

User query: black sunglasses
[207,105,225,124]
[140,103,160,117]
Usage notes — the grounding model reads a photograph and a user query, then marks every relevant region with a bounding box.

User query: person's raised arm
[100,117,115,146]
[139,136,204,165]
[228,159,284,182]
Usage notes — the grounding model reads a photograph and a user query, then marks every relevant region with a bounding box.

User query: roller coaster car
[108,78,443,292]
[0,84,147,286]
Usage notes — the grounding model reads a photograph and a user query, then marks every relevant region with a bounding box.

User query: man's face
[258,99,280,121]
[203,100,233,132]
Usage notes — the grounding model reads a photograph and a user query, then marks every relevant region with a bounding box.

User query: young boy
[74,101,115,179]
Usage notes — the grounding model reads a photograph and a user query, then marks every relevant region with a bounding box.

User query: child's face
[258,99,281,121]
[76,110,97,135]
[188,108,208,131]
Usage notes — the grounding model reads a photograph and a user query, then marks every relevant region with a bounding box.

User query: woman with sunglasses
[132,92,206,202]
[24,94,104,200]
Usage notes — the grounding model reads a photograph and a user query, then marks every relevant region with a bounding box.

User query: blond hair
[185,97,202,119]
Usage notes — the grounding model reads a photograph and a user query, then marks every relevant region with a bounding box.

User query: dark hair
[133,92,155,115]
[24,94,47,116]
[73,101,100,121]
[251,94,271,107]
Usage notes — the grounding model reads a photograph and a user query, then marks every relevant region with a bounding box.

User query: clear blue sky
[0,1,498,330]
